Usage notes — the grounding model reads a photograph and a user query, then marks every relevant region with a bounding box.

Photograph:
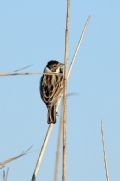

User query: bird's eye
[53,65,57,68]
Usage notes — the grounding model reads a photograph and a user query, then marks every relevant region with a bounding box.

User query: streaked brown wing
[51,76,63,104]
[40,74,63,106]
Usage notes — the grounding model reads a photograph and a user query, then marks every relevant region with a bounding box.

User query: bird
[40,60,64,124]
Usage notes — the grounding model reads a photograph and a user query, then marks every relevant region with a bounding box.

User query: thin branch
[67,16,90,79]
[31,124,54,181]
[0,72,63,77]
[101,120,110,181]
[13,64,33,72]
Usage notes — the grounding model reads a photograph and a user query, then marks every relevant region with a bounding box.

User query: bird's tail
[48,105,56,124]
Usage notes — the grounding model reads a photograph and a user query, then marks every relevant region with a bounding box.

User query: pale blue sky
[0,0,120,180]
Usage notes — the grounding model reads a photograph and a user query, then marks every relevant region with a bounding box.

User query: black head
[47,60,59,66]
[45,60,64,73]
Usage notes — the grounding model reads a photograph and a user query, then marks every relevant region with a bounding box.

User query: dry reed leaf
[101,120,110,181]
[0,146,32,168]
[13,64,33,72]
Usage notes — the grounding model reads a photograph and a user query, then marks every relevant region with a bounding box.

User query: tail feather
[48,106,56,124]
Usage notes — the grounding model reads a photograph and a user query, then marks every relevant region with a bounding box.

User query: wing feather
[40,74,63,107]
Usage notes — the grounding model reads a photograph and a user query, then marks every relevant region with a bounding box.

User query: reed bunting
[40,60,64,124]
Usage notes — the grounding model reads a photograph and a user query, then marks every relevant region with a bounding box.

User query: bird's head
[44,60,64,74]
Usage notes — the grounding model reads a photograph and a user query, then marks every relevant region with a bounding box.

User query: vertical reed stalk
[62,0,70,181]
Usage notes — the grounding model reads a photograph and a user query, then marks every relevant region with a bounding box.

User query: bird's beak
[60,63,64,67]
